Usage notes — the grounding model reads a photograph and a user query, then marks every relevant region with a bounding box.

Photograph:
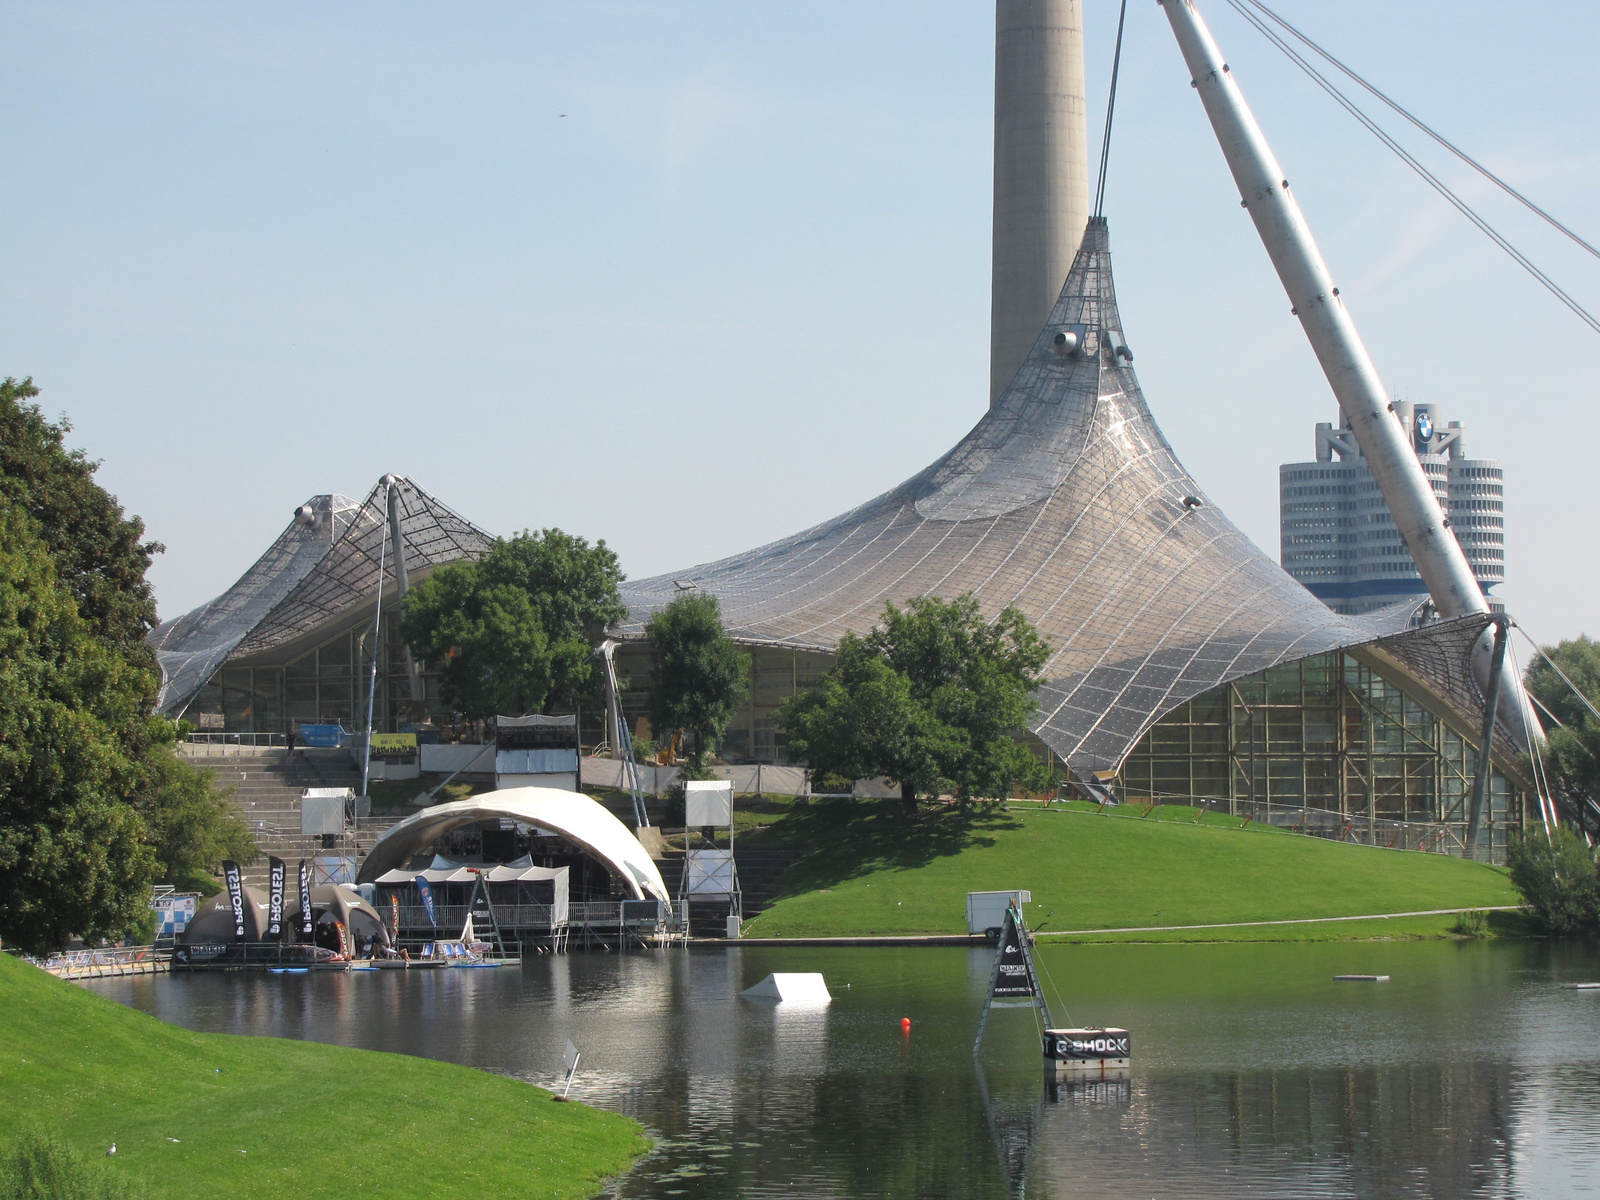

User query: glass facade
[183,605,442,734]
[1120,651,1522,858]
[614,642,831,764]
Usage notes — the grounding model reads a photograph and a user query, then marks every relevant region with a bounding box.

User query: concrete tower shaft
[990,0,1090,405]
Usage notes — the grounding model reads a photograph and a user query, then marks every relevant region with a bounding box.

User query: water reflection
[87,940,1600,1199]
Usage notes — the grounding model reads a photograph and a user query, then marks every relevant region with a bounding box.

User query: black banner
[299,859,314,937]
[222,860,246,940]
[991,906,1036,999]
[267,857,286,938]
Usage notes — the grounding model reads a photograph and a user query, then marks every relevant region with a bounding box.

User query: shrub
[1452,909,1489,937]
[1505,827,1600,936]
[0,1129,148,1200]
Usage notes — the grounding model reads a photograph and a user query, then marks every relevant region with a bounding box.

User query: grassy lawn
[0,954,648,1200]
[738,798,1520,939]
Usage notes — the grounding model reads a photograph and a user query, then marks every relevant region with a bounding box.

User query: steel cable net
[1360,612,1525,763]
[148,477,494,718]
[620,219,1442,775]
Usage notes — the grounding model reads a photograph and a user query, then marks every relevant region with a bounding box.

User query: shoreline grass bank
[0,953,648,1200]
[738,799,1521,941]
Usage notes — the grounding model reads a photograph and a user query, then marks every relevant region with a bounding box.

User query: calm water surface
[89,940,1600,1199]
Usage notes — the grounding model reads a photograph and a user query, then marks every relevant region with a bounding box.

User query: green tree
[0,501,157,954]
[780,595,1051,811]
[0,379,162,657]
[645,592,750,768]
[401,529,627,719]
[1526,635,1600,728]
[140,749,256,895]
[0,381,252,953]
[1505,825,1600,936]
[1526,635,1600,803]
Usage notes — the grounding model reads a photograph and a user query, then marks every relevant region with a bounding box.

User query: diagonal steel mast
[1158,0,1541,758]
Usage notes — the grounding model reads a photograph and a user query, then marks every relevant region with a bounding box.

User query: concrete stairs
[182,747,407,890]
[648,837,808,936]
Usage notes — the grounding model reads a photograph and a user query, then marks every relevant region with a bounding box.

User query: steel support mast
[1159,0,1541,758]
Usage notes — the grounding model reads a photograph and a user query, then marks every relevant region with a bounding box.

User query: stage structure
[680,780,741,937]
[495,714,579,791]
[595,638,650,829]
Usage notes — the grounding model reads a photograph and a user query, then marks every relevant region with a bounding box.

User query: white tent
[357,787,671,910]
[373,858,570,925]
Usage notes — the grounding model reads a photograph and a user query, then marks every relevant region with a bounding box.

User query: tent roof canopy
[147,476,493,717]
[615,219,1439,774]
[374,862,570,885]
[358,788,671,909]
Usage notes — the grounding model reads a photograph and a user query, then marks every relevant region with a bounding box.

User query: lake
[89,939,1600,1198]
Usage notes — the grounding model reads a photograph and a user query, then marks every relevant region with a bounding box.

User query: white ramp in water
[742,973,831,1003]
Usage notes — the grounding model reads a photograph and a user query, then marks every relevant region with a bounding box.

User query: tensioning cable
[1235,0,1600,264]
[1223,0,1600,339]
[1092,0,1131,219]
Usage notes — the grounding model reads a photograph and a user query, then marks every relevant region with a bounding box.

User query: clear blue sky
[3,1,1596,644]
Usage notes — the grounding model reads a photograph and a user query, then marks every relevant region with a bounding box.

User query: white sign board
[684,780,734,827]
[300,789,350,837]
[683,848,737,896]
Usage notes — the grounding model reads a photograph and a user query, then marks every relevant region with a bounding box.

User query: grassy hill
[0,954,647,1200]
[739,799,1520,939]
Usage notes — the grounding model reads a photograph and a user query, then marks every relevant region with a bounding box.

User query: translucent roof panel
[148,477,494,717]
[619,219,1424,774]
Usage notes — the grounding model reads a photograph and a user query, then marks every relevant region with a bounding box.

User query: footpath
[711,906,1522,946]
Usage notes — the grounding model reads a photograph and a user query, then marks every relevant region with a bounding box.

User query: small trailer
[966,890,1032,939]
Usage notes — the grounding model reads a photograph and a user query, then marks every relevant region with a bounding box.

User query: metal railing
[172,942,345,968]
[390,900,658,931]
[186,732,287,746]
[394,902,558,932]
[28,946,170,978]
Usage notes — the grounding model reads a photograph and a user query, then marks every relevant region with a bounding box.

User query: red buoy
[901,1017,912,1030]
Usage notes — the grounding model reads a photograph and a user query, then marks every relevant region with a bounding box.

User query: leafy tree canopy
[0,500,157,953]
[780,595,1052,810]
[401,529,628,720]
[1525,635,1600,807]
[1526,635,1600,729]
[645,592,750,768]
[0,381,252,954]
[0,378,162,657]
[140,750,256,896]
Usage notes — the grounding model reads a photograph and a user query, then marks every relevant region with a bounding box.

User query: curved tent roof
[148,477,494,717]
[289,884,390,946]
[619,219,1436,773]
[178,886,273,945]
[357,789,672,909]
